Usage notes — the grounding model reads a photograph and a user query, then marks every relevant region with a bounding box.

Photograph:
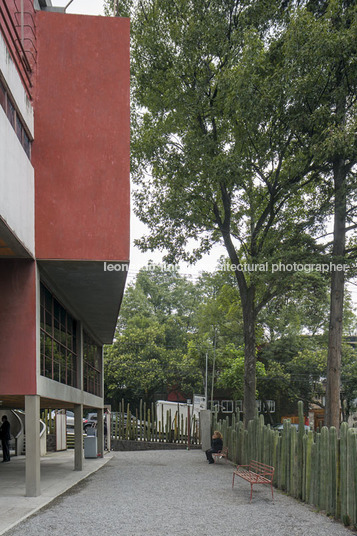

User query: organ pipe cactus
[320,427,329,512]
[329,426,337,517]
[340,422,348,521]
[346,428,356,526]
[305,430,313,504]
[298,401,304,499]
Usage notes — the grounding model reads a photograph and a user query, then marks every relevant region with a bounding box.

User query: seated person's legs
[206,448,214,463]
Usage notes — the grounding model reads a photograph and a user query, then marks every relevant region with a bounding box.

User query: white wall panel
[0,109,34,254]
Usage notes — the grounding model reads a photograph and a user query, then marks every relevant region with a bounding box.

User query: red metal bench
[212,446,228,463]
[232,460,274,502]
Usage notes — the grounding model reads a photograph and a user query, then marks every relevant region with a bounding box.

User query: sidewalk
[0,451,112,535]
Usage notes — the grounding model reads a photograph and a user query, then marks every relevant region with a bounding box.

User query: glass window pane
[15,114,22,141]
[44,287,52,312]
[40,284,77,384]
[45,311,52,332]
[45,335,52,359]
[53,319,60,341]
[23,130,31,159]
[0,80,5,111]
[6,99,15,128]
[53,358,60,383]
[45,356,52,378]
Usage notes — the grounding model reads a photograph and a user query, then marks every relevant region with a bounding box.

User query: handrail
[11,409,25,456]
[40,419,46,438]
[14,7,38,70]
[0,0,33,99]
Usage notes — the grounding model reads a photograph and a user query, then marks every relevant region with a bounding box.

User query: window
[83,332,102,397]
[0,80,5,110]
[6,98,15,128]
[0,77,32,159]
[221,400,234,413]
[40,283,77,387]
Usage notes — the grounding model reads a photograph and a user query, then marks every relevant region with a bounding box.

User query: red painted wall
[33,13,130,261]
[0,260,37,394]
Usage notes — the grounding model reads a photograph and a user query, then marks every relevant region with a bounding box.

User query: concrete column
[25,395,40,497]
[97,407,104,458]
[200,410,212,452]
[74,404,83,471]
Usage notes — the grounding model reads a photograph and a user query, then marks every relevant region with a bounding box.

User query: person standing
[0,415,11,462]
[205,430,223,464]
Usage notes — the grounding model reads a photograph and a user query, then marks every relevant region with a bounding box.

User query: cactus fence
[41,410,55,434]
[111,400,200,445]
[214,400,357,528]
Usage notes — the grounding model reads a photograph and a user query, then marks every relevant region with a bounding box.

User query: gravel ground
[5,450,355,536]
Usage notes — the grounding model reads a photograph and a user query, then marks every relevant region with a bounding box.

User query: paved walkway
[0,451,111,535]
[0,449,354,536]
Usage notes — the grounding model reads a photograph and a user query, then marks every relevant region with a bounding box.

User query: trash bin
[84,435,97,458]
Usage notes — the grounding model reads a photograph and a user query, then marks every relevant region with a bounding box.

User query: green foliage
[216,344,267,399]
[341,343,357,421]
[104,267,203,407]
[104,263,357,414]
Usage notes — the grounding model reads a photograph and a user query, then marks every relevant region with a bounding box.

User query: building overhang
[0,394,103,410]
[38,260,128,344]
[0,217,34,258]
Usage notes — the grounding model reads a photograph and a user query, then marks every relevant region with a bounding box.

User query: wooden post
[187,404,191,450]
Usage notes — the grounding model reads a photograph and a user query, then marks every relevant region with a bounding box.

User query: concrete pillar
[74,404,83,471]
[200,410,212,452]
[25,395,40,497]
[97,407,104,458]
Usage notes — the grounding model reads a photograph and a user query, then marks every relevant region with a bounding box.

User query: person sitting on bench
[206,430,223,464]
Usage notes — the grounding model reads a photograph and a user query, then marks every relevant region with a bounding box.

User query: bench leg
[271,483,274,503]
[232,472,235,488]
[250,483,253,503]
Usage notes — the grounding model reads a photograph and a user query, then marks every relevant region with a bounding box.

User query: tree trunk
[217,204,257,429]
[242,286,257,427]
[325,158,346,432]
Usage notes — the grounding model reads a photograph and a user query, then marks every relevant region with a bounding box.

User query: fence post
[329,426,337,518]
[187,405,191,450]
[346,428,356,526]
[320,427,329,512]
[340,422,348,523]
[298,400,304,499]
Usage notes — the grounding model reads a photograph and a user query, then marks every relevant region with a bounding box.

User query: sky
[51,1,357,309]
[53,0,106,16]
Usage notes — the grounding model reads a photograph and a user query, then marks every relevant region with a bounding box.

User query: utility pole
[210,327,217,409]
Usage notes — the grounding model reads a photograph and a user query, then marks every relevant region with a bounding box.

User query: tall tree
[281,0,357,430]
[105,0,332,425]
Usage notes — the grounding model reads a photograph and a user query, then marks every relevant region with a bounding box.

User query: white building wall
[0,107,34,255]
[0,30,35,255]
